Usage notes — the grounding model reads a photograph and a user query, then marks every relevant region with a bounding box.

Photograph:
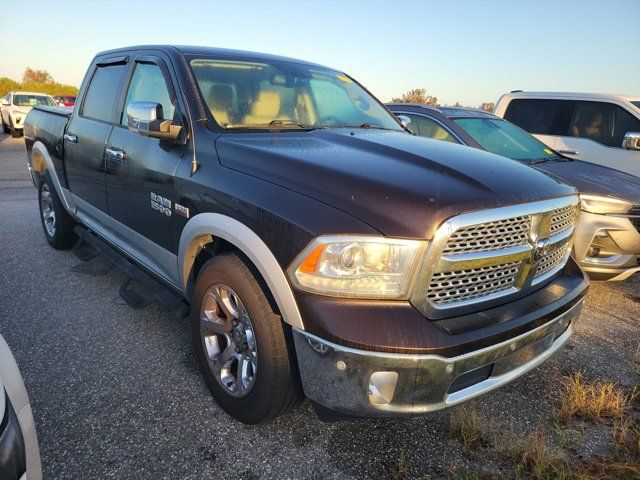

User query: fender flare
[178,213,304,330]
[31,141,76,214]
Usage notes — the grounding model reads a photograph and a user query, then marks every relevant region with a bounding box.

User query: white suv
[494,92,640,177]
[1,92,57,138]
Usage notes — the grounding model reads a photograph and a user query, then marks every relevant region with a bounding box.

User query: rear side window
[121,63,175,126]
[82,63,127,122]
[503,99,569,135]
[404,114,459,143]
[570,101,640,148]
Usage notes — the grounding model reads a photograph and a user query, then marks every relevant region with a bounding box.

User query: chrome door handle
[105,147,125,160]
[556,149,579,155]
[63,133,78,143]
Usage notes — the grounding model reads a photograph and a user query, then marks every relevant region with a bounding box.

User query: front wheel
[1,118,9,134]
[38,171,77,249]
[191,252,301,424]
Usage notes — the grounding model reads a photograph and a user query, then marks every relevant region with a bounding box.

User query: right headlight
[579,194,633,215]
[287,235,427,299]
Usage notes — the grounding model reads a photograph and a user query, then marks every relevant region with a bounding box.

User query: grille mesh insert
[550,205,576,236]
[443,216,531,255]
[427,262,520,305]
[535,247,568,277]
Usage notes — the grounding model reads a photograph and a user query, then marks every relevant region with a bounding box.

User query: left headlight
[288,236,427,299]
[580,194,633,215]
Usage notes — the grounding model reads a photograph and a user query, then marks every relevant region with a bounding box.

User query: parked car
[24,45,587,423]
[387,104,640,281]
[493,92,640,178]
[0,334,42,480]
[52,96,76,107]
[1,92,57,137]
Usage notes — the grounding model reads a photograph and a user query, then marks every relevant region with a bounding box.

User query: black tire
[38,171,77,249]
[2,119,9,134]
[191,252,301,424]
[10,127,22,138]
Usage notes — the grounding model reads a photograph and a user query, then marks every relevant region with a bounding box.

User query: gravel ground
[0,132,638,479]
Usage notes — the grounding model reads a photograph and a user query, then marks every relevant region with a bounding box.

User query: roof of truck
[95,45,336,71]
[9,91,55,96]
[500,91,640,103]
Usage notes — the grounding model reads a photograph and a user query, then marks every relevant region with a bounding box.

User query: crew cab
[24,46,588,423]
[387,104,640,281]
[1,92,57,137]
[493,92,640,178]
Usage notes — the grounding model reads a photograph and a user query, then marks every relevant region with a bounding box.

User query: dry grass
[554,373,629,424]
[613,417,640,460]
[449,404,487,450]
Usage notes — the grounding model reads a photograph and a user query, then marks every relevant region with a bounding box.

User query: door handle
[105,147,125,161]
[64,133,78,143]
[556,149,580,155]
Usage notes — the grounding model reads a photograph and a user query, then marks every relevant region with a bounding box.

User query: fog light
[587,246,601,258]
[368,371,398,405]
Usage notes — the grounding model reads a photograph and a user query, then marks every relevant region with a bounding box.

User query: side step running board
[73,226,190,317]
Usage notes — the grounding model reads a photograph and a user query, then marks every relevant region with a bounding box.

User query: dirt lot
[0,132,638,479]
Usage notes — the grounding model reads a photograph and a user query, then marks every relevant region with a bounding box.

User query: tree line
[391,88,494,112]
[0,68,78,97]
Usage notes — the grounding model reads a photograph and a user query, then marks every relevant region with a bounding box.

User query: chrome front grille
[535,247,569,277]
[411,197,580,315]
[550,205,576,236]
[443,216,530,254]
[428,262,520,305]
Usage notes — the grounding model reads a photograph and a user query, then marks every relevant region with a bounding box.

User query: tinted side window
[503,99,569,135]
[404,114,459,143]
[570,101,640,148]
[121,63,175,126]
[81,64,127,122]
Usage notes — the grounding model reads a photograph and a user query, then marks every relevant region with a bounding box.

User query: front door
[105,55,188,284]
[553,101,640,178]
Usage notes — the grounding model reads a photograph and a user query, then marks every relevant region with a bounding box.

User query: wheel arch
[30,141,76,214]
[178,213,304,330]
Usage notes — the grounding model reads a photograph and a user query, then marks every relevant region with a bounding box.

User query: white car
[1,92,57,138]
[494,92,640,178]
[0,334,42,480]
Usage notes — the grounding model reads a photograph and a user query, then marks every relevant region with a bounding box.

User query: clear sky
[1,0,638,106]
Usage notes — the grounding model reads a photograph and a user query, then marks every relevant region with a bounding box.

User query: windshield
[13,94,56,107]
[189,58,402,131]
[453,117,557,161]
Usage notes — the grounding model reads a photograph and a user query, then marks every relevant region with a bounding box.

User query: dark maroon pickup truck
[23,45,588,423]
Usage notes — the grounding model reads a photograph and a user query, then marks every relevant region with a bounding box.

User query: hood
[216,129,576,238]
[11,105,32,114]
[533,160,640,205]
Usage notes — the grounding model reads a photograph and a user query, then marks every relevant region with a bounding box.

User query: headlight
[288,236,426,299]
[580,194,633,215]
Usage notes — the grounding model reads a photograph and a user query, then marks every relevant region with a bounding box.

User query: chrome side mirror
[396,115,412,131]
[127,101,181,141]
[622,132,640,151]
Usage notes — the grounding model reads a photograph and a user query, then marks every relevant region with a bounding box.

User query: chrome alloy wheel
[200,284,258,397]
[40,182,56,237]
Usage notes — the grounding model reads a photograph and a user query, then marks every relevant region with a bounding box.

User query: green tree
[22,68,53,84]
[0,77,20,97]
[391,88,438,106]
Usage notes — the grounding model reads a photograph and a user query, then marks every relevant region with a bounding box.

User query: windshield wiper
[335,123,397,131]
[529,156,572,164]
[225,120,316,130]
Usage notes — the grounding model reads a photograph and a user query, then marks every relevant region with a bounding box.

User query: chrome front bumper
[294,300,583,417]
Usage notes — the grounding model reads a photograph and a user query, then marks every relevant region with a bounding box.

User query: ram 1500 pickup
[24,45,588,424]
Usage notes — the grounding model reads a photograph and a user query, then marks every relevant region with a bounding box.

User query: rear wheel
[191,252,300,424]
[38,171,77,249]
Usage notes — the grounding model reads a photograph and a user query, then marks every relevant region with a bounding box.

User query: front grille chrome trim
[410,196,580,318]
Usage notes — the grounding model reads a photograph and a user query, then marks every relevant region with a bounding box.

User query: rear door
[554,100,640,177]
[65,56,128,215]
[104,53,188,284]
[502,98,575,149]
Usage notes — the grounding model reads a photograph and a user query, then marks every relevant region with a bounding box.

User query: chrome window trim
[410,195,580,317]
